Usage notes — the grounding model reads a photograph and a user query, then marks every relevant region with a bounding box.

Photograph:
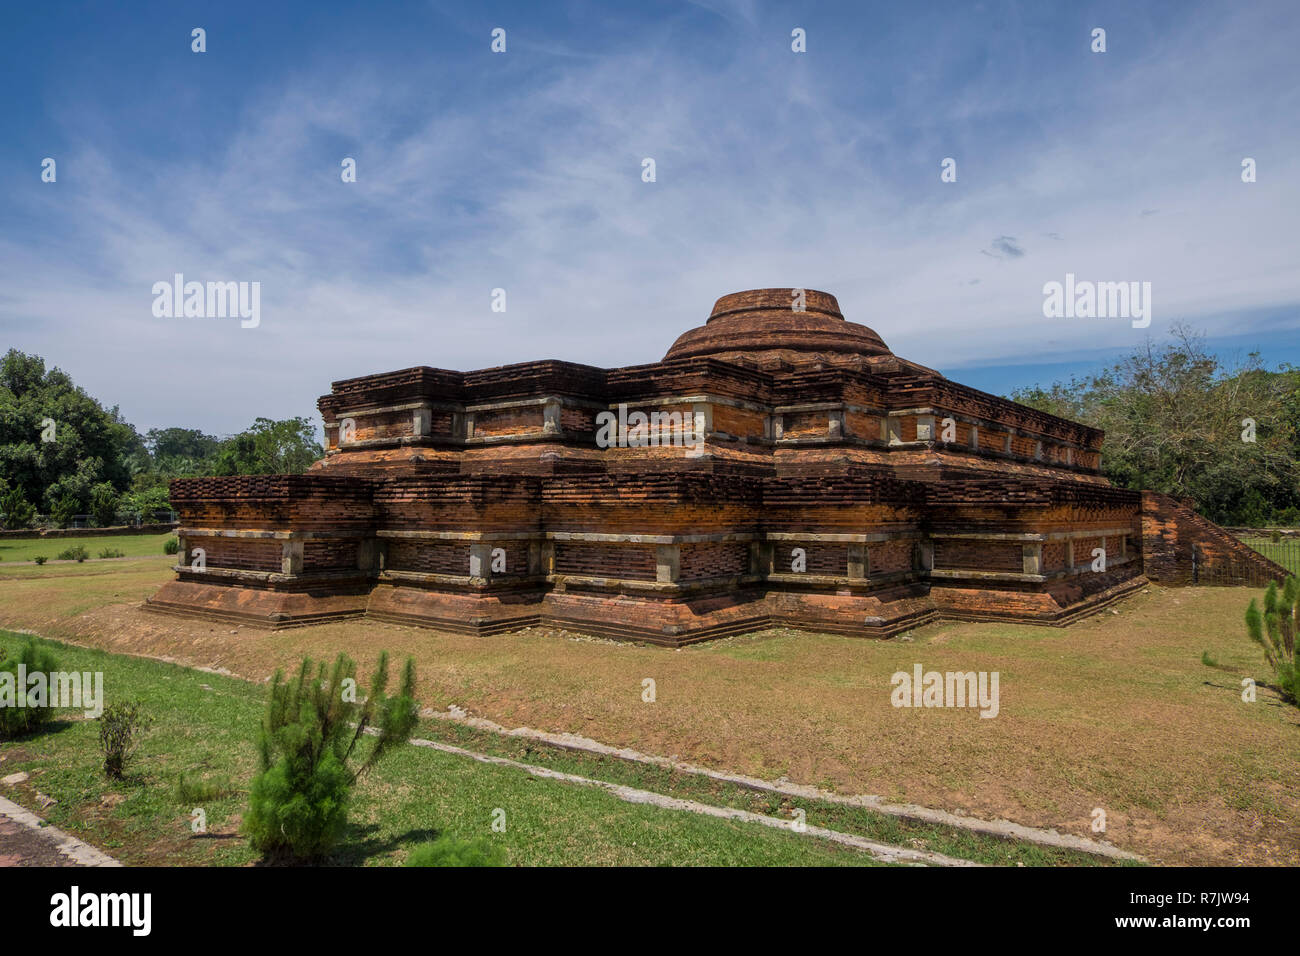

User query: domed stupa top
[663,289,901,369]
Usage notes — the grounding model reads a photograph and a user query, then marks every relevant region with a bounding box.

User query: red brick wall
[561,407,595,432]
[473,407,540,437]
[554,542,656,579]
[304,540,358,571]
[774,543,844,576]
[680,542,749,579]
[934,540,1021,573]
[1010,434,1037,458]
[1043,541,1067,571]
[387,541,470,575]
[869,539,914,574]
[192,538,280,572]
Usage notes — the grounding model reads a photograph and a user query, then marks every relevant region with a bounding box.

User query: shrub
[405,835,507,867]
[33,556,47,565]
[49,495,79,529]
[56,545,89,562]
[163,537,179,555]
[89,483,120,528]
[0,639,60,739]
[97,547,125,559]
[0,488,37,529]
[1245,575,1300,705]
[1201,650,1217,667]
[243,651,418,862]
[98,700,152,779]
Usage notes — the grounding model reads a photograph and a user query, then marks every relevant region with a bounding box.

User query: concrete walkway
[0,795,121,867]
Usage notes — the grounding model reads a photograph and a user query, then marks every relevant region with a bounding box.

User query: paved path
[0,795,121,867]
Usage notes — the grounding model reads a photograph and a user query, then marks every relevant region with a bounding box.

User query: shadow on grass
[249,824,443,866]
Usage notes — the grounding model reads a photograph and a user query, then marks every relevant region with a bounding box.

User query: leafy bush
[56,545,88,562]
[163,537,179,555]
[49,495,79,529]
[405,835,507,867]
[33,555,47,565]
[0,639,60,739]
[98,700,152,779]
[97,547,125,559]
[0,487,37,529]
[89,482,120,527]
[243,651,418,862]
[1245,575,1300,705]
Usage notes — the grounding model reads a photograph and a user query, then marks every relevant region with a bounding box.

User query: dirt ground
[2,556,1296,865]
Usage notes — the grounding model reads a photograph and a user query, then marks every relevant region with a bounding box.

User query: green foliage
[98,700,152,779]
[0,639,60,739]
[89,482,120,527]
[213,417,323,476]
[97,547,124,559]
[33,555,47,565]
[163,537,179,555]
[1245,575,1300,704]
[49,495,79,528]
[0,349,141,512]
[1013,330,1300,526]
[56,544,88,562]
[243,652,419,861]
[1201,650,1217,667]
[0,484,37,529]
[1,352,325,529]
[405,834,507,867]
[146,427,221,464]
[120,484,172,519]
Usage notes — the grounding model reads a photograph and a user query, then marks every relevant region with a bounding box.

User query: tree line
[1011,327,1300,526]
[0,349,322,528]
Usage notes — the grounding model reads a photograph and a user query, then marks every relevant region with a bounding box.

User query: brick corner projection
[146,289,1289,645]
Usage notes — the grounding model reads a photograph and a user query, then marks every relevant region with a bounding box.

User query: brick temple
[147,289,1286,644]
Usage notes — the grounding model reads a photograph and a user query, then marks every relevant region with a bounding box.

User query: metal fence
[3,510,177,531]
[1195,533,1300,587]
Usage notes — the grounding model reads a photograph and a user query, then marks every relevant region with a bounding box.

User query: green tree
[145,426,221,463]
[0,484,37,529]
[1013,327,1300,525]
[1245,576,1299,705]
[213,417,323,475]
[89,482,120,527]
[0,639,60,739]
[0,349,140,512]
[49,495,79,528]
[244,652,418,861]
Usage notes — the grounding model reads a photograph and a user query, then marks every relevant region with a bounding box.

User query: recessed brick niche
[147,289,1286,644]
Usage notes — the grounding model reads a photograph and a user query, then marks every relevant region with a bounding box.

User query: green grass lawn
[1240,537,1300,575]
[0,629,1125,866]
[0,631,889,866]
[0,532,175,563]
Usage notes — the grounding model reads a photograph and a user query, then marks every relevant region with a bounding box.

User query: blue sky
[2,0,1298,435]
